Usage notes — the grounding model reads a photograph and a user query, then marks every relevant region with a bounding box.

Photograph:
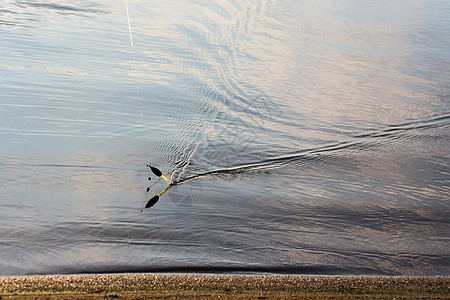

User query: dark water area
[0,0,449,276]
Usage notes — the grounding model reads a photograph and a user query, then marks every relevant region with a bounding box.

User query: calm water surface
[0,0,449,275]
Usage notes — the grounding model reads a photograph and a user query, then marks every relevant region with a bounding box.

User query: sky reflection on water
[0,0,449,276]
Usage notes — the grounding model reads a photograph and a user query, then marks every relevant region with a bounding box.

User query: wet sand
[0,274,448,299]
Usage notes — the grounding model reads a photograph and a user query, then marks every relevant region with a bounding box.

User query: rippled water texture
[1,0,449,276]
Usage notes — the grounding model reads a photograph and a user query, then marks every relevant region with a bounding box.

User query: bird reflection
[142,165,174,210]
[144,183,173,209]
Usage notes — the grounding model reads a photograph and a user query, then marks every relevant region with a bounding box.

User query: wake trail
[175,113,450,184]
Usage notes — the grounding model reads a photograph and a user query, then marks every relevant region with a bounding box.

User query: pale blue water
[0,0,449,276]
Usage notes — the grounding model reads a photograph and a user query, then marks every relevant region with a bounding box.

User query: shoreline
[0,273,448,299]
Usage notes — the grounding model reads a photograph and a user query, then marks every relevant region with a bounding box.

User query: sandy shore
[0,273,448,299]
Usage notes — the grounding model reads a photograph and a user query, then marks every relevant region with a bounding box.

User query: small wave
[33,263,393,276]
[14,1,107,15]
